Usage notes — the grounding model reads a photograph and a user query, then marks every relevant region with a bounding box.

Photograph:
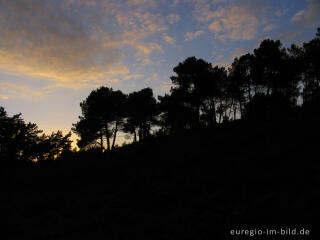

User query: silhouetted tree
[169,57,223,128]
[73,87,126,151]
[158,88,196,133]
[229,53,255,118]
[0,106,71,166]
[0,107,40,166]
[34,131,72,163]
[300,28,320,105]
[123,88,157,142]
[252,39,299,101]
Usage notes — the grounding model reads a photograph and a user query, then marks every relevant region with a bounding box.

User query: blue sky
[0,0,319,144]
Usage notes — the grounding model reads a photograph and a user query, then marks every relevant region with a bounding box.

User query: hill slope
[5,116,320,239]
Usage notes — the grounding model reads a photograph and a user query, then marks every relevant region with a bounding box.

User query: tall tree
[158,88,196,133]
[123,88,157,142]
[73,87,126,151]
[301,28,320,105]
[252,39,299,100]
[170,57,222,127]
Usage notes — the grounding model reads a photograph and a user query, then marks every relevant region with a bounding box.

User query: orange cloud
[208,21,222,32]
[185,30,205,41]
[0,94,9,100]
[0,0,124,87]
[0,82,51,100]
[209,6,260,40]
[0,0,167,94]
[163,33,175,45]
[123,74,144,81]
[192,0,267,41]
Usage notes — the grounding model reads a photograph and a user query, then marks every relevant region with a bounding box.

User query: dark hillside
[4,111,319,239]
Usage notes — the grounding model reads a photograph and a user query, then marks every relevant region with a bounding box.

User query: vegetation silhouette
[3,28,320,239]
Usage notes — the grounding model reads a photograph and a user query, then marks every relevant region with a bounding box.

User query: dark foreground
[4,116,320,239]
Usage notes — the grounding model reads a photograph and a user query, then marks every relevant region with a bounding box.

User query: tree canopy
[2,28,320,165]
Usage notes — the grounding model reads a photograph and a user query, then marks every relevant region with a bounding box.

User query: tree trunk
[233,100,237,120]
[133,130,137,143]
[224,99,228,119]
[211,99,216,125]
[112,120,118,149]
[105,124,110,151]
[100,131,104,152]
[139,125,143,142]
[218,99,223,124]
[196,103,200,127]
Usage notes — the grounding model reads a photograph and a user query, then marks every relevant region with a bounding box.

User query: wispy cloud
[163,33,175,44]
[0,0,122,86]
[185,30,205,41]
[191,0,268,41]
[291,0,320,27]
[167,13,181,24]
[263,24,276,32]
[171,0,179,8]
[231,48,250,61]
[0,82,51,100]
[277,31,301,43]
[275,9,289,17]
[0,0,168,93]
[123,74,144,81]
[0,94,9,100]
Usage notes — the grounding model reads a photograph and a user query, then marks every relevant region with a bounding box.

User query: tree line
[0,106,71,166]
[1,28,319,162]
[72,28,320,151]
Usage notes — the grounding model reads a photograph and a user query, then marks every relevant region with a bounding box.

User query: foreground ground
[4,116,320,239]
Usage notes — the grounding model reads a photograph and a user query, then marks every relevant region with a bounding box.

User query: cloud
[123,74,144,81]
[141,57,152,66]
[167,13,181,24]
[276,31,301,43]
[0,82,51,100]
[0,0,167,92]
[163,33,175,44]
[134,42,163,56]
[263,24,276,32]
[171,0,179,7]
[191,0,268,41]
[275,9,288,17]
[0,0,122,86]
[0,94,9,100]
[185,30,205,41]
[213,61,230,69]
[208,6,260,40]
[208,21,222,32]
[160,80,172,92]
[231,48,250,60]
[126,0,157,7]
[291,0,320,27]
[213,0,229,3]
[106,2,167,63]
[145,73,160,83]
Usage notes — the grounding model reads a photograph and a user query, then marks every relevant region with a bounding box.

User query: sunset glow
[0,0,319,145]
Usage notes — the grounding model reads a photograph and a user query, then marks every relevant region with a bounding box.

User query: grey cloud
[0,0,121,82]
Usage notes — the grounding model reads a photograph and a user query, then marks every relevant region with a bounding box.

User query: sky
[0,0,319,145]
